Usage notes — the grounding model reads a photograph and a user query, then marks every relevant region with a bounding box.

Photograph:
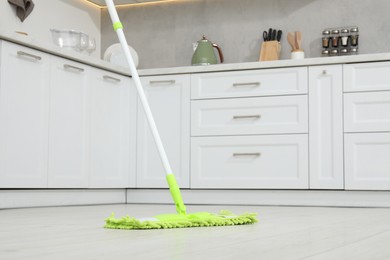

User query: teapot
[191,35,224,65]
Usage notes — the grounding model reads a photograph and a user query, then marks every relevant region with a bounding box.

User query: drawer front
[344,91,390,132]
[191,67,308,99]
[344,62,390,92]
[191,135,308,189]
[345,133,390,190]
[191,95,308,136]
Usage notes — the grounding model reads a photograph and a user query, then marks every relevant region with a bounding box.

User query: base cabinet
[309,65,344,189]
[89,69,136,188]
[343,62,390,191]
[48,57,89,188]
[0,42,50,188]
[136,75,190,188]
[0,40,135,188]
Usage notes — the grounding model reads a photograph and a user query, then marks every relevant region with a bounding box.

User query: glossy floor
[1,204,390,260]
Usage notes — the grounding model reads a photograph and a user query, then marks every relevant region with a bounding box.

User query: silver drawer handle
[233,82,260,87]
[17,51,42,61]
[233,153,261,157]
[103,75,121,82]
[149,80,176,84]
[233,115,261,120]
[64,64,85,72]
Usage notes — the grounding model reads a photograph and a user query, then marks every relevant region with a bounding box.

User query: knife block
[259,41,281,61]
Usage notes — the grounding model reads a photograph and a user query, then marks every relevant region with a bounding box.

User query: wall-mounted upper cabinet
[85,0,172,7]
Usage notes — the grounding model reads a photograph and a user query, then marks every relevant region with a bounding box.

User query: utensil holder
[259,41,281,61]
[291,50,305,59]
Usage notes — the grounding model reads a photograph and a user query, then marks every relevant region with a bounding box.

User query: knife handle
[277,30,282,42]
[268,28,272,41]
[271,30,277,41]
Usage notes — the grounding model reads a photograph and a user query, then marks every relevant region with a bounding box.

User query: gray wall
[101,0,390,69]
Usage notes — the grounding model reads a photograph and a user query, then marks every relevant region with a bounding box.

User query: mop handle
[105,0,186,215]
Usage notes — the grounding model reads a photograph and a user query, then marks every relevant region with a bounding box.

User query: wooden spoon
[287,32,296,51]
[295,31,302,51]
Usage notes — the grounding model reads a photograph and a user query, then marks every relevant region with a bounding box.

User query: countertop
[2,30,390,77]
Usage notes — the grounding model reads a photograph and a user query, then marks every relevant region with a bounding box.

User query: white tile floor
[1,204,390,260]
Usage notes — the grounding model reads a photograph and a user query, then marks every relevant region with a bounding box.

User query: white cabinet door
[345,133,390,190]
[309,65,344,189]
[89,69,136,188]
[0,41,50,188]
[191,134,309,189]
[48,57,89,188]
[136,75,190,188]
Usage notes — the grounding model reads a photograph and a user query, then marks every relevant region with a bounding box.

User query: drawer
[191,67,308,99]
[191,95,308,136]
[345,133,390,190]
[344,62,390,92]
[344,91,390,132]
[191,134,308,189]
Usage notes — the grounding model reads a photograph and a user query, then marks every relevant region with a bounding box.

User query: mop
[104,0,258,229]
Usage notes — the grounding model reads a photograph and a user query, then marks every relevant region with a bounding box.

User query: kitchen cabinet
[190,68,309,189]
[0,41,50,188]
[89,68,137,188]
[0,40,135,189]
[343,62,390,190]
[136,75,190,188]
[48,57,89,188]
[308,65,344,189]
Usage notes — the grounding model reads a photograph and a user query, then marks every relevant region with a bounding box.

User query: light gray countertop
[2,30,390,77]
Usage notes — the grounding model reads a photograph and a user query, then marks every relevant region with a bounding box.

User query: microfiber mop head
[104,210,258,230]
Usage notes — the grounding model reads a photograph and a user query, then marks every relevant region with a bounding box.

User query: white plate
[103,43,139,68]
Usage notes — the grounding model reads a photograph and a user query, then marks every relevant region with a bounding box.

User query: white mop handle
[105,0,173,176]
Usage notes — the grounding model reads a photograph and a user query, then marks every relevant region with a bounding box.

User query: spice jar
[340,48,349,55]
[330,49,339,56]
[350,47,358,55]
[322,30,331,48]
[350,27,359,46]
[340,29,349,47]
[321,49,330,57]
[331,29,340,48]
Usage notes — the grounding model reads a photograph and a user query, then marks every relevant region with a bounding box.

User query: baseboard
[126,189,390,208]
[0,189,126,209]
[2,189,390,209]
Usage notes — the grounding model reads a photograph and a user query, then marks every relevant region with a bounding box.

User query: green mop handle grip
[166,174,187,215]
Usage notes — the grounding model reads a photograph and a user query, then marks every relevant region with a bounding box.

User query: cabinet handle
[233,153,261,157]
[233,115,261,120]
[233,82,260,87]
[63,64,85,72]
[103,75,121,82]
[149,80,176,84]
[322,70,327,75]
[17,51,42,61]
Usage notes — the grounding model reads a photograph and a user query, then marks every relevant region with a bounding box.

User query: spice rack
[321,26,359,56]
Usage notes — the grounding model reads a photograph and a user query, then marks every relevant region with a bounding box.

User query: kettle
[191,35,224,65]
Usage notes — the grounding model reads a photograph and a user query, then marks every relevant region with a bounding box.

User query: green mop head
[105,210,258,230]
[104,175,257,230]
